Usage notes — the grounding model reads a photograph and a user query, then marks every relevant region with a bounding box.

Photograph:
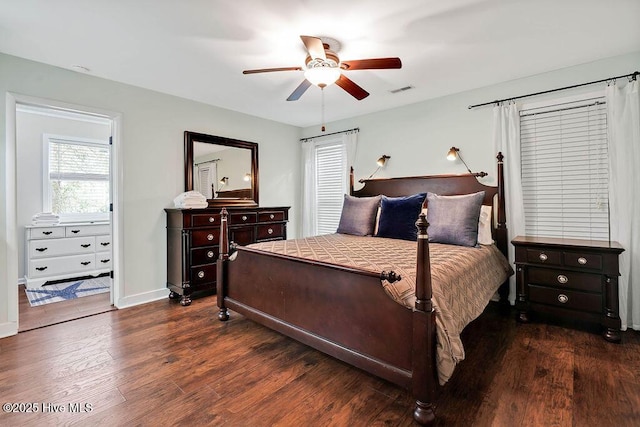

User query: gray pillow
[337,194,381,236]
[426,191,485,247]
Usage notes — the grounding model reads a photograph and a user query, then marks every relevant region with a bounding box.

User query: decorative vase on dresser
[512,235,624,342]
[25,222,112,289]
[165,206,289,306]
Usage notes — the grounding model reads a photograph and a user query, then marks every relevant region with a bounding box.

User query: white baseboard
[0,321,18,339]
[17,277,26,286]
[115,287,168,309]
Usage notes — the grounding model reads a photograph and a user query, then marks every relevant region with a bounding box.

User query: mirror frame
[184,131,259,207]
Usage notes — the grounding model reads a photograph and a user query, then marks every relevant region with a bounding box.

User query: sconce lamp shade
[447,147,460,161]
[219,176,229,185]
[377,155,391,167]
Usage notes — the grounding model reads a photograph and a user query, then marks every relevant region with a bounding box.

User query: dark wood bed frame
[216,153,509,425]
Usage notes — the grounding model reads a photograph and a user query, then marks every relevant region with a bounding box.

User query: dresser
[512,236,624,342]
[25,222,112,289]
[165,206,289,306]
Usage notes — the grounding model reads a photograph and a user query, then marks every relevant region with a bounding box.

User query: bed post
[349,166,354,195]
[412,213,437,426]
[217,207,230,321]
[495,152,510,304]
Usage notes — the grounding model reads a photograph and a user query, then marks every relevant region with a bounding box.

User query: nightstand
[512,236,624,342]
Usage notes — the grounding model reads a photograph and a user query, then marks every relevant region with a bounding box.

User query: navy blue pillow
[375,193,427,241]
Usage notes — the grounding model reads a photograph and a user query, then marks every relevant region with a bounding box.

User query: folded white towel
[173,191,207,207]
[175,201,209,209]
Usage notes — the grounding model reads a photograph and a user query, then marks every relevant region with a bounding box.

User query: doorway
[12,99,121,331]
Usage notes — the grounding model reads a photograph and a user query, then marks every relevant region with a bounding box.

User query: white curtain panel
[606,79,640,331]
[342,130,359,189]
[493,102,525,304]
[301,140,317,237]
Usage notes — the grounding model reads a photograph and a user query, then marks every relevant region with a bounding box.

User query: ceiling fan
[243,35,402,101]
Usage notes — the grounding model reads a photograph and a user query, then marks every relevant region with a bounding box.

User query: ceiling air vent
[389,85,414,94]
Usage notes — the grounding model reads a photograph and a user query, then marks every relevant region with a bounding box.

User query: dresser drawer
[96,235,112,250]
[190,263,217,285]
[257,223,285,241]
[229,212,257,225]
[528,267,602,293]
[65,224,111,237]
[29,236,95,258]
[191,246,219,265]
[529,284,602,313]
[192,213,221,228]
[28,227,65,239]
[29,253,97,278]
[563,251,602,270]
[258,211,286,222]
[192,229,220,247]
[526,248,561,266]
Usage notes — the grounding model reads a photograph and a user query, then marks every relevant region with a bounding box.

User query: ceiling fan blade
[243,66,302,74]
[335,75,369,100]
[300,35,326,60]
[340,57,402,70]
[287,79,312,101]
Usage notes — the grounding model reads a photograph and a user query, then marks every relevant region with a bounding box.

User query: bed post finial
[217,208,230,321]
[414,213,432,312]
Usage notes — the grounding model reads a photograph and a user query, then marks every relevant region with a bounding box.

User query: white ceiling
[1,0,639,128]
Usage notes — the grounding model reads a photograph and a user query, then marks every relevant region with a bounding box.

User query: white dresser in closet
[25,222,112,288]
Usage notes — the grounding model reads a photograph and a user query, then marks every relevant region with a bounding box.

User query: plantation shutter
[315,142,345,235]
[520,97,609,240]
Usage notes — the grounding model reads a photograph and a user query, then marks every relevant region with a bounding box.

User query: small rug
[25,276,111,307]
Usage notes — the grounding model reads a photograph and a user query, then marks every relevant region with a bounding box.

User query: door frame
[4,92,123,333]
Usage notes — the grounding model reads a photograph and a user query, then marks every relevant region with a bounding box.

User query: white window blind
[520,97,609,240]
[46,137,110,219]
[315,142,345,235]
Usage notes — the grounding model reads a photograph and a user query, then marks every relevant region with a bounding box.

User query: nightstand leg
[603,276,622,343]
[515,266,529,322]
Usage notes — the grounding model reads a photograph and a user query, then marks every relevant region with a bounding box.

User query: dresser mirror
[184,131,259,207]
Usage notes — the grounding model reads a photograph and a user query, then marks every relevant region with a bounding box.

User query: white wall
[1,52,301,334]
[303,52,640,191]
[16,111,112,279]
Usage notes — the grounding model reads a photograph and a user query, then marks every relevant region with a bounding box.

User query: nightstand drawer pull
[242,215,248,221]
[207,250,215,258]
[198,271,205,279]
[557,294,569,304]
[209,217,215,223]
[270,214,275,219]
[207,234,214,241]
[577,257,587,265]
[267,228,273,235]
[557,274,568,284]
[539,253,548,261]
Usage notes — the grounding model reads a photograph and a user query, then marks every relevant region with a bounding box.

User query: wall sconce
[219,176,229,189]
[446,147,487,178]
[360,155,390,182]
[243,173,251,182]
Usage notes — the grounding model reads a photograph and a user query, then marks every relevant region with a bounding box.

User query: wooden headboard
[350,153,508,259]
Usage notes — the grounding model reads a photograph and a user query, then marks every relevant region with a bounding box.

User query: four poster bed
[216,153,511,425]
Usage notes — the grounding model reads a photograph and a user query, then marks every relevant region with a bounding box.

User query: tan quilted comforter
[249,233,511,384]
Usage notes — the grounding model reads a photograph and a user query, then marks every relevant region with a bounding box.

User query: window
[315,141,346,235]
[44,135,110,222]
[520,94,609,240]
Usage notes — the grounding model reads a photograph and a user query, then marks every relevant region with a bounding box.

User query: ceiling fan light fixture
[304,65,341,88]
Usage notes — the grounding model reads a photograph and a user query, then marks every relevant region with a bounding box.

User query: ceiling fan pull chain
[321,87,326,132]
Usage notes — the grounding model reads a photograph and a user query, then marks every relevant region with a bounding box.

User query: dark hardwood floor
[1,295,639,426]
[18,284,115,332]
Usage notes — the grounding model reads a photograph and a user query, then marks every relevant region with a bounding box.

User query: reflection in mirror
[184,131,259,207]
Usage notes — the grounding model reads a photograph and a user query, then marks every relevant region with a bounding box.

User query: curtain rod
[195,158,220,166]
[468,71,639,109]
[300,127,359,142]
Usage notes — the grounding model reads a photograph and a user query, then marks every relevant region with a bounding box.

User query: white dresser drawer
[29,253,97,278]
[29,236,95,258]
[65,224,111,237]
[28,227,65,239]
[96,235,112,250]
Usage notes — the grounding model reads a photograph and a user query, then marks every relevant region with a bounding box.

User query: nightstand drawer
[526,248,562,265]
[528,267,601,293]
[563,251,602,270]
[529,285,602,313]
